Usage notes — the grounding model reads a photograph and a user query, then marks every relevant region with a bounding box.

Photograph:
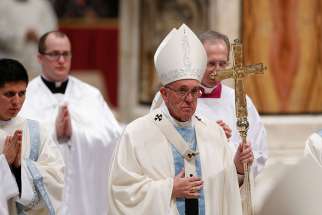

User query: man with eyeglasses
[151,30,267,177]
[19,31,122,215]
[108,24,253,215]
[0,58,64,215]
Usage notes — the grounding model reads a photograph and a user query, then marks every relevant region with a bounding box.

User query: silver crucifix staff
[209,39,267,215]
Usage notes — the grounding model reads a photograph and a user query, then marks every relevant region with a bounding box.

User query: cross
[209,39,266,137]
[154,114,162,121]
[209,39,267,215]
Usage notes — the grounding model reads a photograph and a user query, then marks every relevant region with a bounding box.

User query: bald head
[199,31,230,87]
[199,30,230,60]
[38,31,70,54]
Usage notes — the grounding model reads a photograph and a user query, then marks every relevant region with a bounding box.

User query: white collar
[0,116,23,127]
[201,84,218,94]
[161,106,193,128]
[41,75,68,87]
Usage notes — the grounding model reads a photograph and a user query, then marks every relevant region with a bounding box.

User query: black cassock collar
[41,76,69,94]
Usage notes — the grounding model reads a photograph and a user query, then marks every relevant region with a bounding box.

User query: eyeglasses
[40,51,72,61]
[208,60,228,68]
[165,86,202,99]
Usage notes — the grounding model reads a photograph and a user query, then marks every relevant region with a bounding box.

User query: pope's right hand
[172,169,203,199]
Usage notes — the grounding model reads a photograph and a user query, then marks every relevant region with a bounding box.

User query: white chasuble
[108,108,242,215]
[0,117,64,215]
[151,84,267,176]
[304,130,322,165]
[20,76,121,215]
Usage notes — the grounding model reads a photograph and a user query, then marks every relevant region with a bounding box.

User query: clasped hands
[56,104,72,142]
[3,130,22,167]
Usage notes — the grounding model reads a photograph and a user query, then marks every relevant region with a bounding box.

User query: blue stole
[16,119,55,215]
[171,126,205,215]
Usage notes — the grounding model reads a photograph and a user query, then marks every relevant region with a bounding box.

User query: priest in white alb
[151,30,267,177]
[107,24,254,215]
[0,58,64,215]
[19,31,121,215]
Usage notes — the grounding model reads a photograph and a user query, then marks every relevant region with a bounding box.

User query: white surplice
[20,76,121,215]
[108,108,242,215]
[151,84,267,176]
[0,154,19,215]
[0,117,64,215]
[304,130,322,165]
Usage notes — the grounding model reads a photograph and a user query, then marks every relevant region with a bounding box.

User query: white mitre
[154,24,207,85]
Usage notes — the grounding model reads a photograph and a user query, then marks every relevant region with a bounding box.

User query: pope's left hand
[234,142,254,175]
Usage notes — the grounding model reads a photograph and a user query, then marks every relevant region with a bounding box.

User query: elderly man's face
[38,34,72,82]
[160,79,201,122]
[201,40,229,87]
[0,81,27,121]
